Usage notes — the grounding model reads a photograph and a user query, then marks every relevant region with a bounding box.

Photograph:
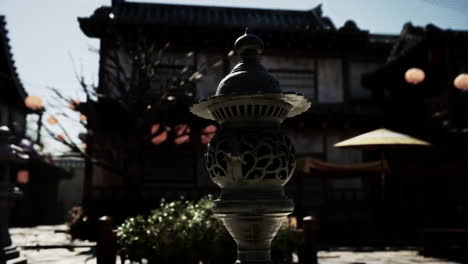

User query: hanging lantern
[24,96,44,110]
[46,116,59,125]
[454,73,468,90]
[17,170,30,184]
[404,68,425,84]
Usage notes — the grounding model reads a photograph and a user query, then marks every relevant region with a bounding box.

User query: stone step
[2,246,27,264]
[6,256,27,264]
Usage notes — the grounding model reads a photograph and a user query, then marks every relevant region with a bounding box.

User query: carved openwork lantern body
[191,30,310,264]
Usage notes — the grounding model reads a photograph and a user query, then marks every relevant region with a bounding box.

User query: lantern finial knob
[234,28,264,59]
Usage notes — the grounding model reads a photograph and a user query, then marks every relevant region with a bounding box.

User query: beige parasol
[334,128,431,199]
[334,128,431,149]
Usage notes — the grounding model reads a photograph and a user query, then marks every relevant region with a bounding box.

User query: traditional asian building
[0,15,29,264]
[0,16,71,227]
[78,1,397,241]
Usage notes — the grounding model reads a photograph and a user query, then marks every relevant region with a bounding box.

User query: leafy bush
[117,195,302,264]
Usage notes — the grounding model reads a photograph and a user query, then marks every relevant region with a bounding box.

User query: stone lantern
[191,30,310,264]
[0,126,27,264]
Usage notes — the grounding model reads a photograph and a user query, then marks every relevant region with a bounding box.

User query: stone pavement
[8,225,462,264]
[10,225,97,264]
[318,251,460,264]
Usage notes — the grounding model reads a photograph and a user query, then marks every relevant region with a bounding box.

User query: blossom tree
[40,35,223,176]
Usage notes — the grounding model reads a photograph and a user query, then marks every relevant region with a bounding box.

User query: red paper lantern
[17,170,29,184]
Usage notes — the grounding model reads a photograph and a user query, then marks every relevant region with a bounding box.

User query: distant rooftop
[363,23,468,89]
[79,1,336,38]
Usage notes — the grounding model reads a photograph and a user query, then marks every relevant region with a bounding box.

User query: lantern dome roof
[216,29,281,96]
[191,30,311,124]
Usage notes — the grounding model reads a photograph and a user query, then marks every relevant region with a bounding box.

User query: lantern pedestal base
[214,198,293,264]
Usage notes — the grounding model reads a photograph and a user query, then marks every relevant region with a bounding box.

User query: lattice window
[270,70,316,100]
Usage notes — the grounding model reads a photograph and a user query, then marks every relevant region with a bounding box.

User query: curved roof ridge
[79,2,337,37]
[0,15,28,106]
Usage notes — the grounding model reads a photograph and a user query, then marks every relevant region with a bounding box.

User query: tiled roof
[79,2,336,37]
[0,16,28,104]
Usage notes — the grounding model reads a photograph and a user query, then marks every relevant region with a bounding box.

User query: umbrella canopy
[334,128,431,149]
[334,128,431,201]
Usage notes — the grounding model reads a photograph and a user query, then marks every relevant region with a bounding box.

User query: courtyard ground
[9,225,461,264]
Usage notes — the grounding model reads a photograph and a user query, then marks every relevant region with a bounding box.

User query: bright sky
[1,0,467,153]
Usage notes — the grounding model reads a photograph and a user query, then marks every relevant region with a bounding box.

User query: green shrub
[117,195,302,264]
